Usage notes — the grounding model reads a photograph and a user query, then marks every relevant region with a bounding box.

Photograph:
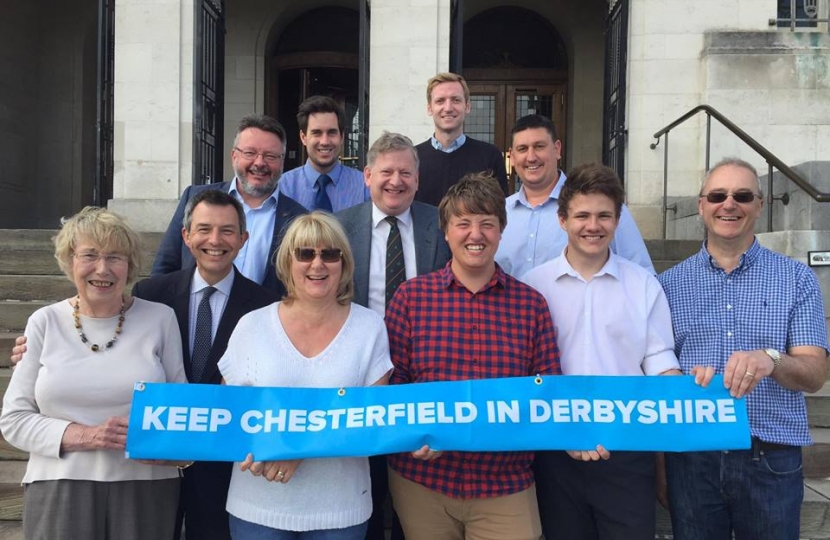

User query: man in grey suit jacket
[336,131,450,540]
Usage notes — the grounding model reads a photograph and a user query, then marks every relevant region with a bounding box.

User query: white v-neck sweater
[219,302,393,531]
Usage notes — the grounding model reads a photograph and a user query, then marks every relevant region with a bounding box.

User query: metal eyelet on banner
[337,388,346,397]
[534,376,543,385]
[135,382,146,391]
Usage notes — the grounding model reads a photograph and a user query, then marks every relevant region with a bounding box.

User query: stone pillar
[369,0,451,145]
[109,0,194,232]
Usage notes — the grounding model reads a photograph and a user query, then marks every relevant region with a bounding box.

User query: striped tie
[385,216,405,307]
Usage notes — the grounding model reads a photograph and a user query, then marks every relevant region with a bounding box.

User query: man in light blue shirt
[495,114,653,277]
[153,114,306,294]
[279,95,369,212]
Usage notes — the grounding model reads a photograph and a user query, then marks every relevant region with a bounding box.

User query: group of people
[2,71,827,540]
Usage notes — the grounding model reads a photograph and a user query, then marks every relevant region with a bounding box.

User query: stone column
[369,0,452,145]
[109,0,194,232]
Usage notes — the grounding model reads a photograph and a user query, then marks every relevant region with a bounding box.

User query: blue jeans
[665,448,803,540]
[229,515,368,540]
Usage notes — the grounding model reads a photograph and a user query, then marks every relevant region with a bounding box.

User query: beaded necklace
[72,296,126,352]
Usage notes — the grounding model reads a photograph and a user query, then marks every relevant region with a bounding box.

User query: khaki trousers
[388,467,541,540]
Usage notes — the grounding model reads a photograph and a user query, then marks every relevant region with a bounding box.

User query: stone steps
[645,239,700,274]
[0,521,22,540]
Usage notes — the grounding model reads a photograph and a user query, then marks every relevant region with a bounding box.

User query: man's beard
[235,164,280,197]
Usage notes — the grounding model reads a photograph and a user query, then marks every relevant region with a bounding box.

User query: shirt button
[472,325,477,330]
[530,233,535,238]
[727,331,733,337]
[726,304,732,310]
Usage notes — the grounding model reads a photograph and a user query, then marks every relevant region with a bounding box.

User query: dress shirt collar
[228,178,279,209]
[700,237,762,272]
[512,170,565,209]
[302,159,345,186]
[371,203,413,230]
[554,248,622,283]
[190,265,235,297]
[430,133,467,152]
[438,260,508,292]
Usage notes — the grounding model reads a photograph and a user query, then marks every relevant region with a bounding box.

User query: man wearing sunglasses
[336,131,450,540]
[279,96,370,212]
[152,114,306,295]
[658,158,829,540]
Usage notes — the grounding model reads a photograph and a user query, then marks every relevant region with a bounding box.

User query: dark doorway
[602,0,628,184]
[463,7,569,193]
[266,6,362,172]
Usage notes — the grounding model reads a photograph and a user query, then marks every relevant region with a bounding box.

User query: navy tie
[315,174,333,212]
[191,286,217,382]
[385,216,406,307]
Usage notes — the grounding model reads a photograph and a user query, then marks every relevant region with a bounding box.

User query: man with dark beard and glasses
[153,115,307,294]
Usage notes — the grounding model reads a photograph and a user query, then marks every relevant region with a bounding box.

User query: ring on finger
[744,371,755,378]
[277,470,285,479]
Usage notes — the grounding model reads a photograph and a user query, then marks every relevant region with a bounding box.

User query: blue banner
[126,376,750,461]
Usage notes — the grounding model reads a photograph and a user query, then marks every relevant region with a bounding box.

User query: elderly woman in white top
[0,206,187,540]
[219,212,393,540]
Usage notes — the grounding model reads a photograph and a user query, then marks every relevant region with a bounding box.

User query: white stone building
[2,0,828,241]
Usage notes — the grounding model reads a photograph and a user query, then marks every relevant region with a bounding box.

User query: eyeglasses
[233,147,284,164]
[74,252,129,266]
[699,191,761,204]
[293,248,343,263]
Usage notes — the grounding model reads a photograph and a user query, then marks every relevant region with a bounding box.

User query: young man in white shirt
[522,163,681,540]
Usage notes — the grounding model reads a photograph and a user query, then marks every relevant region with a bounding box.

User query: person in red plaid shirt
[384,172,561,540]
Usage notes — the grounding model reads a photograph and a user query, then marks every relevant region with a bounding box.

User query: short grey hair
[702,157,764,197]
[366,131,419,170]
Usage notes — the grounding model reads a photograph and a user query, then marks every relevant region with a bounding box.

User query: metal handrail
[650,104,830,238]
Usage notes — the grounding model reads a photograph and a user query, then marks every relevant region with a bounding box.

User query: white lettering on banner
[529,399,737,424]
[139,399,737,435]
[142,406,233,432]
[229,402,480,434]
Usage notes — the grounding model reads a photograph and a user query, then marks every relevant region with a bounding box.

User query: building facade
[2,0,828,239]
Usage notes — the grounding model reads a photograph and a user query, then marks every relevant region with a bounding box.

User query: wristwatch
[764,349,782,371]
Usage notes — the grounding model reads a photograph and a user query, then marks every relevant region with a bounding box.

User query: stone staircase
[0,231,827,539]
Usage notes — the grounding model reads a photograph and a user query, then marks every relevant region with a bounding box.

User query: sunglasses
[294,248,343,263]
[699,191,760,204]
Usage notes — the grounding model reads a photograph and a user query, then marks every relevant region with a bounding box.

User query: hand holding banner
[126,375,749,461]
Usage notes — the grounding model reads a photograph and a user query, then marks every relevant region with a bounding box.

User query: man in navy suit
[133,190,279,540]
[336,131,451,540]
[152,114,306,295]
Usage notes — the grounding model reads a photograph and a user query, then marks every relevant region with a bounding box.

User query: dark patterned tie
[385,216,406,307]
[191,286,217,382]
[315,174,333,212]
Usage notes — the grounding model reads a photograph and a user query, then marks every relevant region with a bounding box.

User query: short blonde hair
[426,72,470,103]
[54,206,143,285]
[275,212,355,306]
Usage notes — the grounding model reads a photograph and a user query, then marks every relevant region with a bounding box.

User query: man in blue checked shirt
[658,157,829,540]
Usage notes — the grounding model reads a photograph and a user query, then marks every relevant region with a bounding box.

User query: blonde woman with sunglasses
[218,212,392,540]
